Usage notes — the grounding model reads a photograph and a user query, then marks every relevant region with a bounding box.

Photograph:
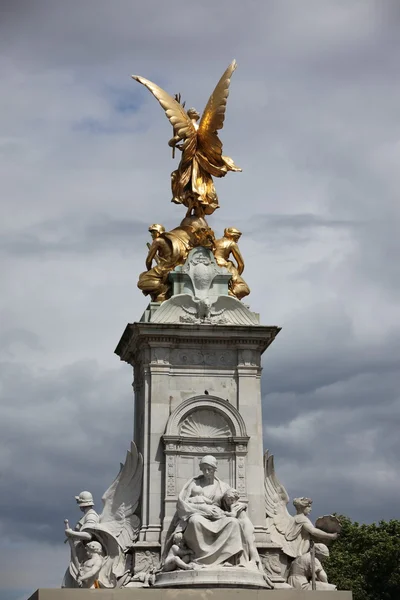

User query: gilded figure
[132,60,241,216]
[138,218,216,302]
[214,227,250,300]
[138,224,175,303]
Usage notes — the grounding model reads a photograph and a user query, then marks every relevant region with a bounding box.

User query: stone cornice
[115,322,281,365]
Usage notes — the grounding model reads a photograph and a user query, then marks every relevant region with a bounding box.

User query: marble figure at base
[157,455,273,589]
[62,442,143,589]
[288,543,337,591]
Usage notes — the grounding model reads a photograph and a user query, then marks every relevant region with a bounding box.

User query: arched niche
[162,395,249,502]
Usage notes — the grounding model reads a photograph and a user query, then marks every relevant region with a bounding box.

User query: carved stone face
[224,495,236,507]
[200,464,216,481]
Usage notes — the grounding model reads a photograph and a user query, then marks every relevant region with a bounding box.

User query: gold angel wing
[131,74,197,159]
[197,60,238,165]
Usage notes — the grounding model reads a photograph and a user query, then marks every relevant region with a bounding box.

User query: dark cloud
[0,358,133,545]
[0,214,147,257]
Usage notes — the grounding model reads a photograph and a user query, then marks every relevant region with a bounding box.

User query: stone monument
[29,61,352,599]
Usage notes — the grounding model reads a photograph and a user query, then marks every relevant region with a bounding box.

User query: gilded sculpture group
[133,61,250,303]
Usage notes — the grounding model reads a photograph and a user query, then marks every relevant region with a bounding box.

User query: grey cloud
[0,214,147,257]
[1,0,400,594]
[0,358,133,545]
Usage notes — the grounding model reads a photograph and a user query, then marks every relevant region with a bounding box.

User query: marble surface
[153,568,270,588]
[29,589,352,600]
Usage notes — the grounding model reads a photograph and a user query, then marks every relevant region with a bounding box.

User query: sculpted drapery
[167,455,259,570]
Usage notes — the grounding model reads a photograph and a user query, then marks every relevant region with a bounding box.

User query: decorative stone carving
[134,550,160,575]
[179,409,232,438]
[151,347,170,364]
[152,292,260,326]
[148,246,259,326]
[236,456,246,495]
[155,455,272,589]
[166,455,176,497]
[165,395,248,438]
[62,443,143,589]
[239,349,259,367]
[178,444,227,453]
[124,549,161,587]
[170,247,231,301]
[170,349,236,367]
[259,549,282,577]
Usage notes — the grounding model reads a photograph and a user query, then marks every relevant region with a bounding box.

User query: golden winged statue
[132,60,241,216]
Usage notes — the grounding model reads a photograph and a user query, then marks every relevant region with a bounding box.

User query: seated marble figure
[164,455,262,571]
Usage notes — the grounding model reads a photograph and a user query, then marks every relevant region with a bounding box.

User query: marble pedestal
[115,321,281,569]
[152,568,269,589]
[29,589,353,600]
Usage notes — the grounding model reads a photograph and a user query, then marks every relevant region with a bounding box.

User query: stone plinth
[29,589,353,600]
[115,321,281,553]
[153,568,269,589]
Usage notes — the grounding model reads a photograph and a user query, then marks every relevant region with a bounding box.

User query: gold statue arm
[146,242,159,271]
[197,60,237,164]
[131,74,197,159]
[231,242,245,275]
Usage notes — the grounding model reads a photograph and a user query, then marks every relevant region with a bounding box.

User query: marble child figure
[77,541,104,588]
[222,488,261,568]
[163,532,200,572]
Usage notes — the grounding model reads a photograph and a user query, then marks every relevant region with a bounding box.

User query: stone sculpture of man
[288,543,336,590]
[77,541,104,588]
[64,491,99,542]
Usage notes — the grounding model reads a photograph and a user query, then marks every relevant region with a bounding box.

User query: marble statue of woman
[264,452,338,558]
[173,455,256,569]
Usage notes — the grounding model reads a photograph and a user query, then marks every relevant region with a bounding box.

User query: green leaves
[325,516,400,600]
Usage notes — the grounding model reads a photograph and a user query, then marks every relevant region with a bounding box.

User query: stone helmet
[148,224,165,235]
[75,491,94,507]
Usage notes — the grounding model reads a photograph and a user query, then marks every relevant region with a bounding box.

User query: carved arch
[162,395,249,509]
[164,395,248,438]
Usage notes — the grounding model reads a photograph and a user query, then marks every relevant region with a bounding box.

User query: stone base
[29,589,353,600]
[153,568,269,588]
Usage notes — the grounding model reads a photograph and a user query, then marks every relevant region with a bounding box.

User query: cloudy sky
[1,0,400,598]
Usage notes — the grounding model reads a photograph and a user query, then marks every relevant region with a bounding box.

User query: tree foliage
[325,516,400,600]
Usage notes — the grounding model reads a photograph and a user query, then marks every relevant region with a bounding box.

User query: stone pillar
[115,321,280,547]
